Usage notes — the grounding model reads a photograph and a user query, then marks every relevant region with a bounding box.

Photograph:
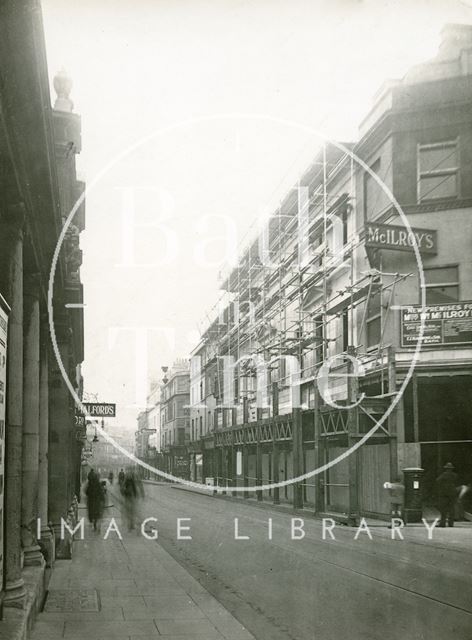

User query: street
[136,483,472,640]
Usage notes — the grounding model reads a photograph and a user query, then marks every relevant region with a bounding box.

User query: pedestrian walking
[86,472,106,531]
[436,462,459,527]
[87,467,98,483]
[121,469,141,531]
[118,468,125,487]
[108,470,114,485]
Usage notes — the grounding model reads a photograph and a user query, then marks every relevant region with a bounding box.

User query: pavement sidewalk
[30,489,255,640]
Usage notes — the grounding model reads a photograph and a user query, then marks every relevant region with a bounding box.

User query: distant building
[160,360,190,478]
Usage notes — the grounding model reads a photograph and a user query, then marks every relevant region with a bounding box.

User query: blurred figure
[86,472,106,531]
[121,469,144,531]
[436,462,459,527]
[118,468,125,487]
[87,467,97,482]
[108,470,114,485]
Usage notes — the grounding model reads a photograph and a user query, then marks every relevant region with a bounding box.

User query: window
[363,158,381,218]
[418,141,458,202]
[314,315,324,363]
[423,266,459,304]
[199,416,202,438]
[342,309,349,352]
[366,285,382,348]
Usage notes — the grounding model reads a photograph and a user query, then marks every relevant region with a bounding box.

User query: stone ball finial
[53,68,74,112]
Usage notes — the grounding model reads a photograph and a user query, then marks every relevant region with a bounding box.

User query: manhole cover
[45,589,100,612]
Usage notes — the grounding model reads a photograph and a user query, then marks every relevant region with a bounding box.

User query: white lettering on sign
[83,403,116,417]
[366,223,437,254]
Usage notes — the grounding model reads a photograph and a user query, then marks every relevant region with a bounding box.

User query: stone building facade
[0,0,85,627]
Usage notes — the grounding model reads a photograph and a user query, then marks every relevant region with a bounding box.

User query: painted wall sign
[401,301,472,347]
[365,222,437,254]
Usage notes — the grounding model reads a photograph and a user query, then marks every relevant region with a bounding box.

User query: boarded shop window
[418,141,458,202]
[423,266,459,304]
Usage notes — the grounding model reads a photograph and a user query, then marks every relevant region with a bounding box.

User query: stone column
[0,212,26,608]
[48,322,73,557]
[21,276,43,566]
[38,315,54,566]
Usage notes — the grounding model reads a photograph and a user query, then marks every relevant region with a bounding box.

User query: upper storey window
[418,140,459,202]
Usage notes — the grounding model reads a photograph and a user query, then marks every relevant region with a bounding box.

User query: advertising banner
[401,301,472,347]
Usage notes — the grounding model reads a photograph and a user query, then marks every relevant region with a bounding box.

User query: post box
[402,467,424,523]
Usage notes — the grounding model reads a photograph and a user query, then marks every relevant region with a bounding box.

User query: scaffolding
[191,141,415,515]
[201,143,409,405]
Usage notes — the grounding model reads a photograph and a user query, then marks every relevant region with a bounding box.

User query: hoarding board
[401,301,472,347]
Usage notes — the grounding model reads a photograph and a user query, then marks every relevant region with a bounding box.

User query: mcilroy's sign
[365,222,437,254]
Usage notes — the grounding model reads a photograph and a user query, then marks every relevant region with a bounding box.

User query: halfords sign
[365,222,437,255]
[81,403,116,417]
[401,301,472,347]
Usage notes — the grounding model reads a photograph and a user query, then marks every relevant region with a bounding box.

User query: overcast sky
[42,0,471,432]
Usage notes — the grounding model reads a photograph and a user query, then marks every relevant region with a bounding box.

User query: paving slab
[30,500,255,640]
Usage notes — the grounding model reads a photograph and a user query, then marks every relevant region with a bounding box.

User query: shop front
[403,372,472,504]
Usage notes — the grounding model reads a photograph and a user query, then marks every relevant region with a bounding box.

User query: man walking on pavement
[436,462,459,527]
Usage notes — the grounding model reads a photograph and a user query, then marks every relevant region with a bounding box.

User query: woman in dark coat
[86,473,105,531]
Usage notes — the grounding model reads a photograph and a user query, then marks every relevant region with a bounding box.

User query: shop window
[423,266,459,304]
[418,141,458,202]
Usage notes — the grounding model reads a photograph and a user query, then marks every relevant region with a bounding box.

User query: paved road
[131,483,472,640]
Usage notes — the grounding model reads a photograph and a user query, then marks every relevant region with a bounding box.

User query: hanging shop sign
[0,295,10,588]
[83,402,116,417]
[74,412,86,427]
[75,402,116,418]
[365,222,437,255]
[401,301,472,347]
